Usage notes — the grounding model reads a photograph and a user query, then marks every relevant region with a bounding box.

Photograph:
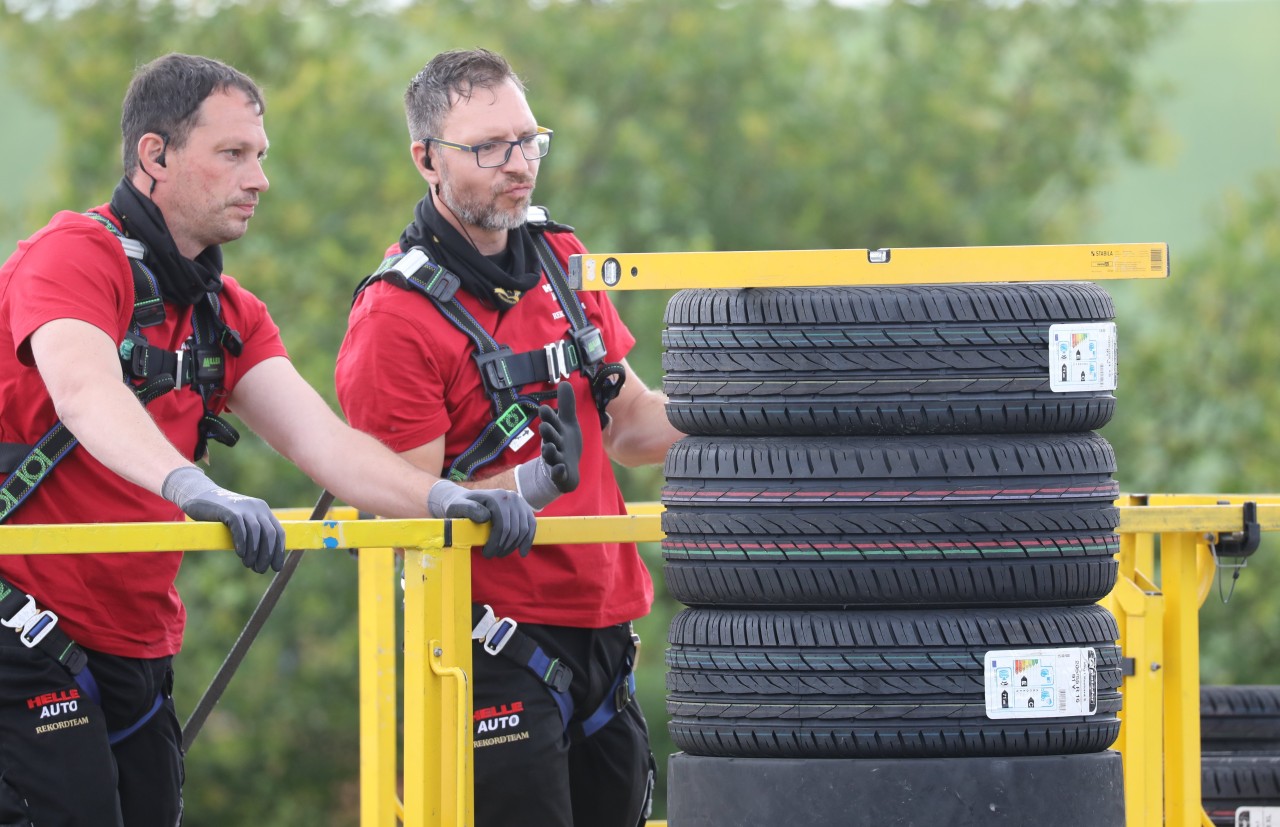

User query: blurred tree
[0,0,1174,821]
[1106,170,1280,685]
[1109,171,1280,495]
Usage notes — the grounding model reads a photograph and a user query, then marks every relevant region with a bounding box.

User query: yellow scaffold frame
[2,496,1273,827]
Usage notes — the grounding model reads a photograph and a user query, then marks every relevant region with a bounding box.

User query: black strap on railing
[182,489,336,751]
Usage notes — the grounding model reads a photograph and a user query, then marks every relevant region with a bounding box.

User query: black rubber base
[667,751,1125,826]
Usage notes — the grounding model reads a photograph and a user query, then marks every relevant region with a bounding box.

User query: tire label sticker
[1238,807,1280,826]
[984,648,1097,719]
[1048,322,1117,392]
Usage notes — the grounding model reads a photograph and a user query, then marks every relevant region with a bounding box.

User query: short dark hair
[120,53,265,177]
[404,48,525,143]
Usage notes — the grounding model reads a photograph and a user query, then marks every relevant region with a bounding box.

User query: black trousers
[472,622,655,827]
[0,634,183,827]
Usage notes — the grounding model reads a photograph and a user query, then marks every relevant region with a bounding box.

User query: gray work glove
[514,381,583,511]
[162,466,285,573]
[428,480,536,558]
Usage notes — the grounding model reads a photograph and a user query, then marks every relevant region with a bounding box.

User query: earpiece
[155,132,170,168]
[143,132,171,196]
[420,139,434,170]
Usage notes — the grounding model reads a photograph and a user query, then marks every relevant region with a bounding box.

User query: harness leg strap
[578,655,636,740]
[472,605,575,731]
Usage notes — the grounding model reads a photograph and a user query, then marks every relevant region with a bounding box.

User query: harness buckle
[132,296,167,329]
[474,347,518,391]
[614,671,635,713]
[570,325,607,367]
[383,248,429,289]
[543,341,573,382]
[0,594,59,649]
[495,403,531,439]
[544,659,573,694]
[189,344,226,386]
[220,326,244,358]
[121,333,153,378]
[471,604,518,656]
[386,247,460,302]
[120,237,146,261]
[423,268,460,303]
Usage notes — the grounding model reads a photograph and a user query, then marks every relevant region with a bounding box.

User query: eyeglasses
[423,126,553,169]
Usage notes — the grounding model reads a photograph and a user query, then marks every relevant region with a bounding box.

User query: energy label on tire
[1049,322,1117,392]
[984,648,1098,719]
[1238,808,1280,826]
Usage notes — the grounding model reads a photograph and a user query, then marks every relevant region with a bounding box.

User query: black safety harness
[357,216,635,734]
[1,211,243,742]
[351,225,625,483]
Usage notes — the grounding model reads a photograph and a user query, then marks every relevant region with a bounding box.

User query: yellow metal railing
[4,497,1274,826]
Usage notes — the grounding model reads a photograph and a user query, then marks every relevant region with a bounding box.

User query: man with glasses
[336,48,682,827]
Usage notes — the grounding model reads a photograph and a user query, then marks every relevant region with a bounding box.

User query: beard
[437,164,533,231]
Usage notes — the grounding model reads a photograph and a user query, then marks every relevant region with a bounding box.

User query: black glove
[539,381,583,493]
[515,381,584,510]
[162,466,285,573]
[428,481,536,558]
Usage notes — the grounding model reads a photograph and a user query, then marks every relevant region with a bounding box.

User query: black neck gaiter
[398,192,540,309]
[109,177,223,306]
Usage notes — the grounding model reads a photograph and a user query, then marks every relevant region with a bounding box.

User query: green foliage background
[1,0,1277,823]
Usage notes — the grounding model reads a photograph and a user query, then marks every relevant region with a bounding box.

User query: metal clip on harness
[0,593,60,648]
[471,604,518,656]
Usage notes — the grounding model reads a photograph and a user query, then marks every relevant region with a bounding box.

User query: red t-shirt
[336,230,653,628]
[0,207,287,657]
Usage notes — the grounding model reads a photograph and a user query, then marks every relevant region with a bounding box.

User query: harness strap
[531,234,626,426]
[0,424,81,525]
[0,593,146,745]
[0,377,173,525]
[119,331,229,390]
[105,691,165,745]
[0,442,29,474]
[426,288,541,481]
[70,664,165,746]
[578,656,636,739]
[0,577,89,676]
[86,211,241,462]
[353,216,622,478]
[474,341,585,392]
[2,579,167,745]
[356,248,542,481]
[470,605,638,737]
[471,605,574,730]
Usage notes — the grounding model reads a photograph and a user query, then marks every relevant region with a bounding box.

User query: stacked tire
[659,283,1126,825]
[1202,685,1280,825]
